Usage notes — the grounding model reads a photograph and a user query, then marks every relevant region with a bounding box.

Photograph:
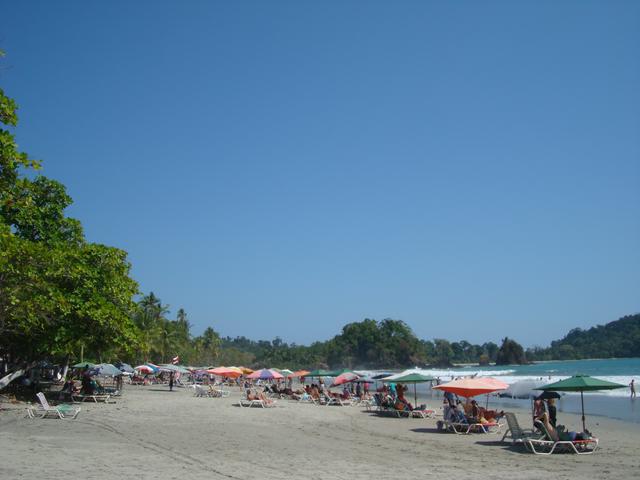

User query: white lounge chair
[501,412,543,444]
[526,420,599,455]
[410,407,436,418]
[194,385,210,397]
[444,419,503,434]
[29,392,81,419]
[239,394,276,408]
[71,393,111,403]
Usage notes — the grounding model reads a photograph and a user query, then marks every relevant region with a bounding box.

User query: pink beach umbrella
[247,369,284,380]
[134,365,155,374]
[332,372,360,386]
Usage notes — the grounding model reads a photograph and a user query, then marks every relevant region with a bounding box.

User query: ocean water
[414,357,640,398]
[356,358,640,424]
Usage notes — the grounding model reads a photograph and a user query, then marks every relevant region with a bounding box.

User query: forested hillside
[526,314,640,360]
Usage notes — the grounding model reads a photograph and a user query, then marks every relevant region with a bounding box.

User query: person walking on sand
[169,372,175,392]
[630,379,636,399]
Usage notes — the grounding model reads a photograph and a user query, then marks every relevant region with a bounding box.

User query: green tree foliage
[0,73,139,366]
[526,314,640,361]
[495,337,527,365]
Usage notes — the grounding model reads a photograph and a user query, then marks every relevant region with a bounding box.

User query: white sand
[1,386,639,479]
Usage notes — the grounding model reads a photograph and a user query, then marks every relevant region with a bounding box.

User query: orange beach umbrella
[432,377,508,398]
[208,367,242,378]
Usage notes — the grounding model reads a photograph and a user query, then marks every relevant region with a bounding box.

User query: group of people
[58,370,112,400]
[441,390,504,425]
[374,383,424,412]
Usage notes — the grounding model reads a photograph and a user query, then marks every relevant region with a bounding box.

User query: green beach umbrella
[306,369,332,378]
[382,372,434,407]
[159,364,191,374]
[537,374,625,431]
[325,368,353,377]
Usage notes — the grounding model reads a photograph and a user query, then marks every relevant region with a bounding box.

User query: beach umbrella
[432,377,509,398]
[117,363,134,374]
[325,368,353,377]
[289,370,310,378]
[145,363,161,373]
[135,365,156,374]
[332,372,360,386]
[382,372,434,407]
[208,367,242,378]
[306,369,332,378]
[247,369,284,380]
[160,364,190,374]
[90,363,123,376]
[238,367,254,374]
[536,374,625,431]
[73,362,95,369]
[536,390,562,400]
[279,369,294,377]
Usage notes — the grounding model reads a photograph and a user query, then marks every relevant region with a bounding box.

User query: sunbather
[538,412,587,441]
[81,373,95,395]
[258,392,275,405]
[533,397,546,422]
[546,398,557,427]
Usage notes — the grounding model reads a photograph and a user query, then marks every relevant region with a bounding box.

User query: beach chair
[325,395,352,406]
[444,418,503,434]
[71,393,111,403]
[526,420,598,455]
[194,385,209,397]
[501,412,543,444]
[410,407,436,419]
[294,393,319,405]
[239,397,276,408]
[29,392,81,419]
[208,386,230,398]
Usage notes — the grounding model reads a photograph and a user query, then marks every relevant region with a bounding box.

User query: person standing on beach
[169,372,174,392]
[630,379,636,398]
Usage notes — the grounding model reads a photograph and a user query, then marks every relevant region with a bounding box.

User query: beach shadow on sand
[474,440,530,454]
[410,427,442,435]
[146,388,176,392]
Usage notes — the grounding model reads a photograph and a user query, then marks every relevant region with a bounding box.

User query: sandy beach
[1,386,639,480]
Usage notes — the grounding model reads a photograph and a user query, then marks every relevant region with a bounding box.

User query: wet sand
[1,385,639,479]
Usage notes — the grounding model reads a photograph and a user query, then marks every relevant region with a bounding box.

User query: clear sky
[2,1,639,347]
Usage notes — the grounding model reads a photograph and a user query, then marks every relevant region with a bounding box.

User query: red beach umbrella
[332,372,360,386]
[134,365,155,374]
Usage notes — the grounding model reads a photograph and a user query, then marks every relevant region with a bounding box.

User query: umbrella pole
[581,390,586,432]
[414,383,417,407]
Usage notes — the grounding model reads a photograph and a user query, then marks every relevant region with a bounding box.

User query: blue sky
[2,1,639,347]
